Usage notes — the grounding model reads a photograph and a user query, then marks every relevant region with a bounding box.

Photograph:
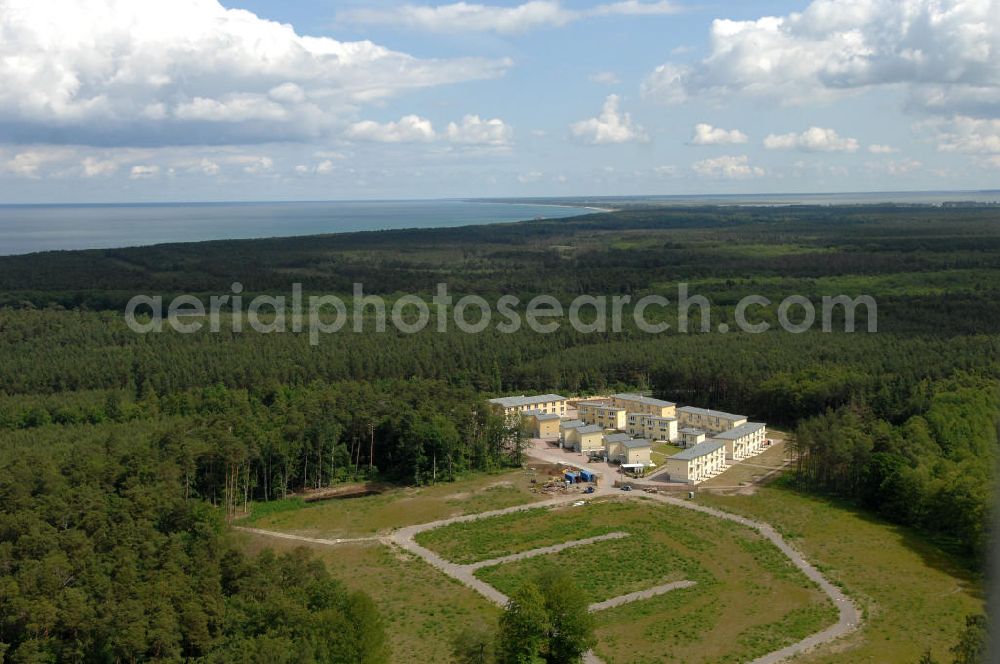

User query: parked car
[620,484,632,492]
[584,486,595,494]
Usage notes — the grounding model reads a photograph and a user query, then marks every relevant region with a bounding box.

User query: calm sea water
[0,200,598,256]
[2,191,997,256]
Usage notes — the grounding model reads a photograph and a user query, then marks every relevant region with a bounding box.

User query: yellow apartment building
[602,433,653,465]
[679,427,707,448]
[620,438,653,465]
[559,419,585,447]
[578,401,627,430]
[611,393,677,418]
[677,406,748,434]
[603,432,632,462]
[627,413,679,442]
[489,394,567,421]
[521,410,561,439]
[573,424,606,454]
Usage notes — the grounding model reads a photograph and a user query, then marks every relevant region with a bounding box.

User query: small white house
[710,422,767,460]
[665,440,727,484]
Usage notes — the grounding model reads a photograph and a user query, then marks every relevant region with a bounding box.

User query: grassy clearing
[700,477,984,663]
[245,469,542,538]
[597,584,838,664]
[678,268,1000,299]
[415,500,626,565]
[422,498,835,663]
[233,533,500,664]
[705,243,836,259]
[474,532,693,603]
[651,442,683,459]
[699,440,790,488]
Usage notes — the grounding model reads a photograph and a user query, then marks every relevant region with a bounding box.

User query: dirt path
[388,494,597,606]
[467,531,630,570]
[233,526,379,546]
[587,580,697,612]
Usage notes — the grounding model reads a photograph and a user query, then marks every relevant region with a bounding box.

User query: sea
[0,200,599,256]
[1,191,997,256]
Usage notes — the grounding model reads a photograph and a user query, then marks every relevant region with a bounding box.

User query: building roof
[559,419,585,429]
[622,438,653,449]
[677,405,747,421]
[575,398,610,407]
[613,393,676,408]
[679,427,707,435]
[576,424,604,434]
[489,394,567,408]
[579,402,625,412]
[534,413,561,421]
[670,440,725,460]
[711,422,766,439]
[603,432,632,443]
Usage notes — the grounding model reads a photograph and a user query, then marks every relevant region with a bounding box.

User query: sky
[0,0,998,203]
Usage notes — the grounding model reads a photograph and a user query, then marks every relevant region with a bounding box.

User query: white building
[665,440,727,484]
[710,422,767,460]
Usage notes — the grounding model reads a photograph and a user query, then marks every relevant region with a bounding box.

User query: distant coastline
[0,199,601,256]
[2,191,998,256]
[473,189,1000,209]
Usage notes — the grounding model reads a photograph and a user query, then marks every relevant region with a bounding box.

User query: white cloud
[346,116,438,143]
[931,115,1000,153]
[81,157,119,178]
[0,0,509,146]
[763,127,859,152]
[129,165,160,180]
[690,123,748,145]
[446,115,513,146]
[197,159,221,176]
[341,1,680,34]
[238,156,275,175]
[518,170,545,183]
[314,150,347,160]
[345,114,511,146]
[691,154,764,179]
[570,95,648,144]
[866,158,923,175]
[590,71,621,85]
[641,63,690,104]
[2,149,74,178]
[868,144,898,154]
[172,96,289,124]
[641,0,1000,117]
[590,1,681,17]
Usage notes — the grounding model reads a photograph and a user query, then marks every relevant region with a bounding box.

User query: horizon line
[1,187,999,208]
